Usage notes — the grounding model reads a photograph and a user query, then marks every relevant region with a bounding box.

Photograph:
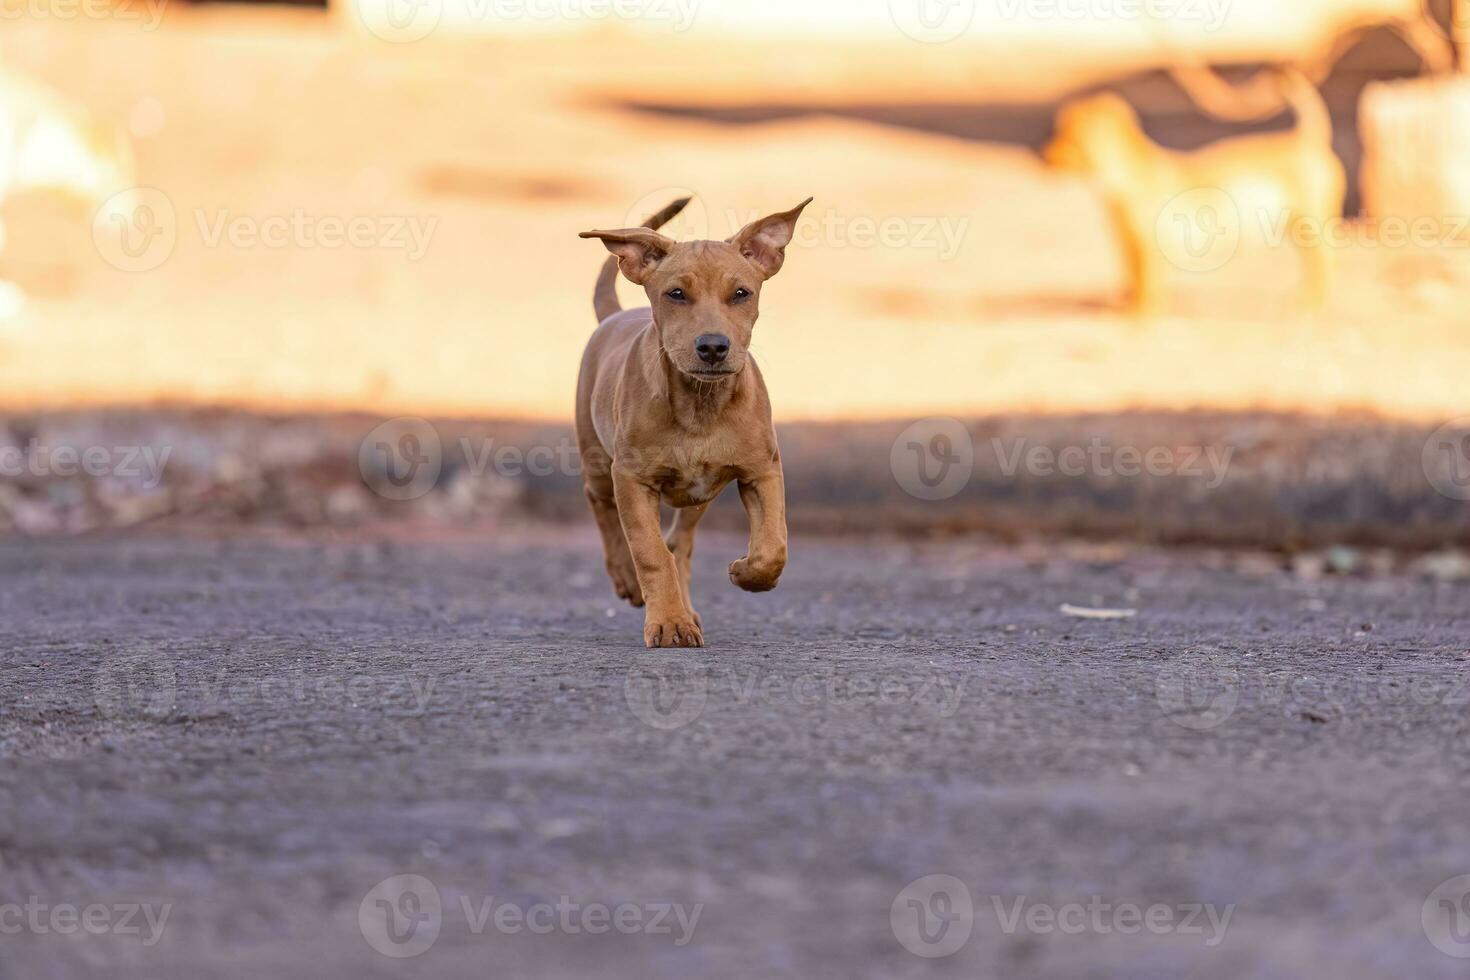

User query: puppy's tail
[1160,10,1453,128]
[1277,68,1333,151]
[1167,62,1298,123]
[592,196,691,323]
[1166,63,1333,146]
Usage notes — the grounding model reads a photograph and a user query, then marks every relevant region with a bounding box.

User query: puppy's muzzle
[695,334,730,366]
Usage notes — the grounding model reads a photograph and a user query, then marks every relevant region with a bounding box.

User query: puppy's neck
[660,347,742,432]
[631,321,745,431]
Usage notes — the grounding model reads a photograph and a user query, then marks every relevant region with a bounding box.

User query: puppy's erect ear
[728,197,813,280]
[579,227,677,285]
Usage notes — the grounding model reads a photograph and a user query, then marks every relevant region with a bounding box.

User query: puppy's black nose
[695,334,730,365]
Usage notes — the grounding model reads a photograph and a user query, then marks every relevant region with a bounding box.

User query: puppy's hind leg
[1122,217,1166,319]
[1298,233,1332,312]
[1296,192,1342,312]
[585,477,644,607]
[665,503,709,628]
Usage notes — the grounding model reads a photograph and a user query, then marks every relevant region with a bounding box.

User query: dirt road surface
[3,527,1470,978]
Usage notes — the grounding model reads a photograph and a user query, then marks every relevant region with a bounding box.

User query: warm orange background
[1,2,1467,421]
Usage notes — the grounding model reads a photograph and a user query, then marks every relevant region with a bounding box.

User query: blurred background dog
[0,62,132,321]
[1044,1,1459,315]
[1046,70,1345,313]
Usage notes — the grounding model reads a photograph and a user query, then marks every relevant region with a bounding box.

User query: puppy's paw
[644,612,704,649]
[606,560,644,607]
[729,556,782,593]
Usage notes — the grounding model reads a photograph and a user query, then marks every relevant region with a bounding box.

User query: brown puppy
[577,196,811,648]
[1045,72,1346,313]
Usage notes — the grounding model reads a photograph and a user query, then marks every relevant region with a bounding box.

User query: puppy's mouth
[680,361,743,380]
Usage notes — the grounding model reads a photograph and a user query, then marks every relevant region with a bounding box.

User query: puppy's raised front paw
[644,612,704,649]
[728,557,782,593]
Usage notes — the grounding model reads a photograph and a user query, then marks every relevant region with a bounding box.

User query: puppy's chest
[641,435,743,507]
[654,460,738,507]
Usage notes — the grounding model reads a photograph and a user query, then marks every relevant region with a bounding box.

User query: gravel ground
[2,527,1470,979]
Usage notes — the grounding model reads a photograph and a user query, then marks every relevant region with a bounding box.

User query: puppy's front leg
[613,468,703,648]
[729,471,787,593]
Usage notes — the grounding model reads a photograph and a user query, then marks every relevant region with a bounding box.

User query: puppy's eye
[665,288,688,303]
[731,287,752,303]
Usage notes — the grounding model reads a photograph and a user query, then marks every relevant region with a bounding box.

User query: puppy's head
[1044,92,1146,176]
[581,198,812,381]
